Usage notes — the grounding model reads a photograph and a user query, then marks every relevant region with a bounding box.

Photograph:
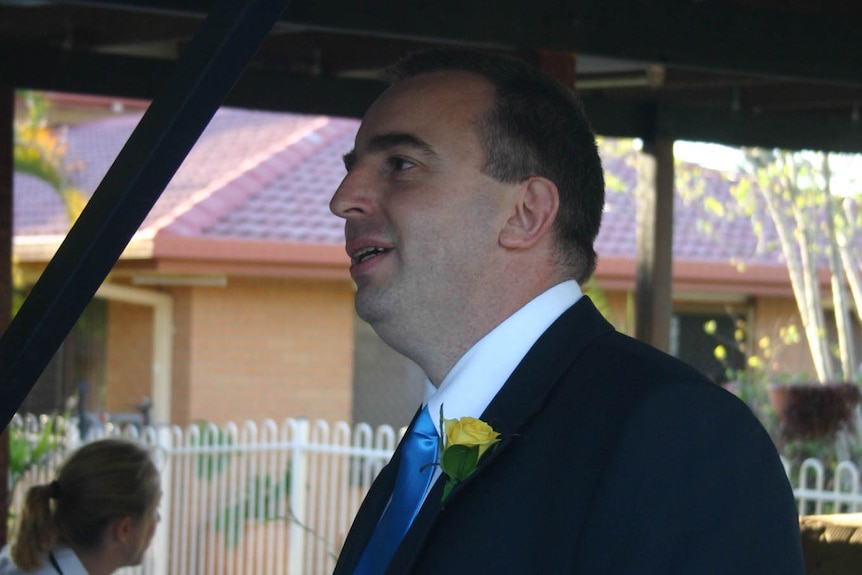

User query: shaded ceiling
[1,0,862,432]
[2,0,862,151]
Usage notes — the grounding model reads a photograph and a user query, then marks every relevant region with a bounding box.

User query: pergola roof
[2,0,862,151]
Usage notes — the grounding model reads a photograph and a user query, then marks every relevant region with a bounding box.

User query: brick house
[12,97,860,429]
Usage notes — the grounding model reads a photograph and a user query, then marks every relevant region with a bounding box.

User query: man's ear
[499,176,559,249]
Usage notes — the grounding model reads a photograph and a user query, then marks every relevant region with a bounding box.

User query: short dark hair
[387,48,605,283]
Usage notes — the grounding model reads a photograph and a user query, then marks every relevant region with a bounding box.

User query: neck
[390,275,565,386]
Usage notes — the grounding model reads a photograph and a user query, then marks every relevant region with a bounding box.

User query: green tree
[14,92,87,223]
[733,149,861,383]
[12,91,87,314]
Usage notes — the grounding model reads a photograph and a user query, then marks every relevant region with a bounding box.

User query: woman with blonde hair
[0,438,161,575]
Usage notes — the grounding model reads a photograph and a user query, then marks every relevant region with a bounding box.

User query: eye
[388,156,416,172]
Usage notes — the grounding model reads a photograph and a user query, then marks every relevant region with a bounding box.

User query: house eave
[14,232,351,282]
[151,233,350,281]
[13,232,156,262]
[16,234,826,293]
[595,256,816,298]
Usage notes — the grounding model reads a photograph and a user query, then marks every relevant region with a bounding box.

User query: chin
[125,542,152,567]
[120,555,145,569]
[354,296,388,326]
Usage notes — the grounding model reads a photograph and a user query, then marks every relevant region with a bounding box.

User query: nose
[330,168,373,219]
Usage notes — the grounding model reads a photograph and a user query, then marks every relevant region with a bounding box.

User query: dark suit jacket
[333,297,804,574]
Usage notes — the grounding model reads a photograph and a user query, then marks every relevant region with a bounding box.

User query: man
[330,48,804,574]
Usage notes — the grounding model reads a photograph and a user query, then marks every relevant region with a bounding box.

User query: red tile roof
[13,106,859,283]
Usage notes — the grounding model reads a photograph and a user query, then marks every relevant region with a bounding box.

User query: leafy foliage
[13,91,88,224]
[12,91,89,320]
[215,470,291,547]
[686,147,862,384]
[7,414,67,526]
[189,420,233,480]
[730,149,861,383]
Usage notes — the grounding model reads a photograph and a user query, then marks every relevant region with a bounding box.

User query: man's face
[330,71,518,352]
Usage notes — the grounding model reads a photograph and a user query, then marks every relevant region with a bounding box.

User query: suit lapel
[441,297,614,504]
[383,297,614,572]
[482,297,613,436]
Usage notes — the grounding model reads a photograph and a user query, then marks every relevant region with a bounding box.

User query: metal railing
[782,456,862,515]
[9,414,862,575]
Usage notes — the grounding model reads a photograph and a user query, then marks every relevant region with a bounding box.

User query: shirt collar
[52,547,90,575]
[424,280,582,434]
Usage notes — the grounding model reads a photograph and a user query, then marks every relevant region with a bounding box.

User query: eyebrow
[342,132,438,171]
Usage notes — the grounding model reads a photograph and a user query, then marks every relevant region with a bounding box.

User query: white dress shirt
[0,546,89,575]
[421,280,582,489]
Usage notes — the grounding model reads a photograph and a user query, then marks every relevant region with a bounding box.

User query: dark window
[671,310,747,384]
[18,298,107,415]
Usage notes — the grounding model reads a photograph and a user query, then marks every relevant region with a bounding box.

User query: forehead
[355,71,495,151]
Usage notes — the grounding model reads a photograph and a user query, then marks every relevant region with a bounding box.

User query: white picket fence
[10,414,402,575]
[9,413,862,575]
[783,456,862,516]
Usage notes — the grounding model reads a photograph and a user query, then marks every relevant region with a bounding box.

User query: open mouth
[352,246,391,264]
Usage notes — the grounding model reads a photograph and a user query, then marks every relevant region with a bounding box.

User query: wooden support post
[0,84,13,545]
[534,51,677,352]
[635,136,675,352]
[535,51,577,90]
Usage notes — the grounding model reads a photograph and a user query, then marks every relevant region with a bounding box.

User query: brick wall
[104,277,355,427]
[183,277,354,426]
[103,275,828,430]
[105,300,154,415]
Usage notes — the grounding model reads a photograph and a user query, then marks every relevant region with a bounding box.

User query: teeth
[354,246,387,263]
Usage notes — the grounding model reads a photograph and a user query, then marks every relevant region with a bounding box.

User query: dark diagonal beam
[0,0,292,431]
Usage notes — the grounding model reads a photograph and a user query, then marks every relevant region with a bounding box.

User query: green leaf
[8,430,30,475]
[440,445,479,482]
[31,421,58,462]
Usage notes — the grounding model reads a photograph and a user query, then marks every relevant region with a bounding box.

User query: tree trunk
[759,153,833,382]
[822,153,857,380]
[836,197,862,382]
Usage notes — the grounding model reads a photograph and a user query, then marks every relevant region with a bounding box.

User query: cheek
[393,180,507,271]
[136,519,157,555]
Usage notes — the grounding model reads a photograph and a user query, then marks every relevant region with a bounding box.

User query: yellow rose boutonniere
[438,407,501,501]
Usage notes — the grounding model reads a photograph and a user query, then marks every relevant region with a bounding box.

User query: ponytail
[10,483,60,570]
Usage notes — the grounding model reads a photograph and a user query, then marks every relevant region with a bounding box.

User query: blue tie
[354,407,438,575]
